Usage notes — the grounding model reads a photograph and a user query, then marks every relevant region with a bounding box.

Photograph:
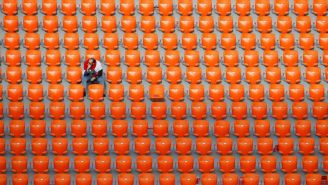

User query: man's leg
[82,76,89,96]
[97,76,106,96]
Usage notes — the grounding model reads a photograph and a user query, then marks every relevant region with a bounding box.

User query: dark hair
[89,58,96,63]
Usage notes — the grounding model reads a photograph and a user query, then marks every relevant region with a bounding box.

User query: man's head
[87,58,96,69]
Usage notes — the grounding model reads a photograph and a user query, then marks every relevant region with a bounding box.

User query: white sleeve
[94,61,103,72]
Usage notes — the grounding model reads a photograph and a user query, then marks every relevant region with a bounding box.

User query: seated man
[82,58,106,96]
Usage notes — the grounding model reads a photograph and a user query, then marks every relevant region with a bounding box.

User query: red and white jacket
[83,58,103,78]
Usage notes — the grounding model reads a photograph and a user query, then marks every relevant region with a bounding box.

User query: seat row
[4,101,328,120]
[3,136,328,156]
[4,32,328,51]
[3,15,328,34]
[2,0,327,16]
[5,49,328,68]
[4,119,328,138]
[4,49,328,68]
[4,83,328,102]
[3,154,327,174]
[5,66,328,85]
[5,172,327,185]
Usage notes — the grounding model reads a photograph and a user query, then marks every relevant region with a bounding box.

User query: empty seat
[5,49,21,67]
[4,33,20,49]
[88,84,105,101]
[81,0,96,15]
[70,102,85,119]
[119,0,135,15]
[7,84,23,101]
[74,155,90,172]
[97,174,113,185]
[41,0,57,15]
[64,33,79,49]
[45,49,61,66]
[199,16,214,33]
[274,0,289,15]
[92,120,108,137]
[100,0,115,15]
[2,0,18,15]
[95,155,111,172]
[52,137,68,152]
[101,16,117,33]
[49,102,65,119]
[8,102,24,119]
[110,102,126,119]
[62,16,78,32]
[116,155,132,172]
[46,66,62,83]
[111,120,128,137]
[277,16,292,33]
[54,173,71,185]
[66,67,82,84]
[24,33,40,49]
[22,0,38,15]
[3,15,19,32]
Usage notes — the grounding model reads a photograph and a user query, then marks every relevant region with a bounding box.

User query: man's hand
[87,76,96,83]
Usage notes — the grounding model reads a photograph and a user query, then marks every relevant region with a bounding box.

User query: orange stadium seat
[61,0,76,15]
[95,155,111,172]
[111,120,128,137]
[23,15,38,32]
[220,33,236,50]
[88,84,105,101]
[118,173,134,184]
[218,16,233,33]
[4,33,20,49]
[2,0,18,15]
[74,155,90,172]
[139,0,154,15]
[11,156,28,173]
[62,16,78,32]
[235,0,250,16]
[92,120,108,137]
[81,0,96,15]
[140,16,156,33]
[274,0,289,15]
[238,16,253,33]
[100,0,115,15]
[8,102,24,119]
[293,0,308,16]
[101,16,117,33]
[120,0,135,15]
[257,16,272,33]
[22,0,38,15]
[116,155,132,172]
[255,0,270,15]
[108,84,124,101]
[277,16,292,33]
[34,174,50,185]
[199,16,214,33]
[130,102,147,119]
[53,156,70,173]
[103,33,119,50]
[48,84,64,101]
[3,15,19,32]
[7,84,24,101]
[303,50,318,67]
[9,120,25,137]
[104,50,120,66]
[5,50,21,66]
[42,0,57,15]
[223,50,239,67]
[82,16,97,33]
[197,0,212,16]
[225,67,241,84]
[155,138,171,155]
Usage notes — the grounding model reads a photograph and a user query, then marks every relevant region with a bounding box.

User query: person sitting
[82,58,106,96]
